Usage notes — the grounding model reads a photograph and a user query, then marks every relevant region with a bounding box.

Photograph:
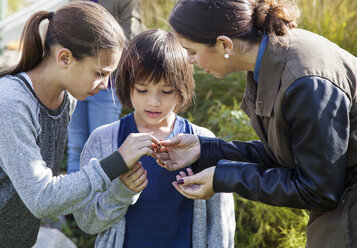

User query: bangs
[116,29,195,112]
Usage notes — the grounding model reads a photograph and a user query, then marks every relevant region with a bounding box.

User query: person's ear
[57,48,73,68]
[216,35,234,58]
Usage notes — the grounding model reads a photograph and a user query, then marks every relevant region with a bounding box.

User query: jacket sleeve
[210,77,350,211]
[196,138,277,172]
[73,127,140,234]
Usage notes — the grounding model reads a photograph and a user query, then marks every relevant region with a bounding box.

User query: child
[0,2,159,247]
[73,29,236,248]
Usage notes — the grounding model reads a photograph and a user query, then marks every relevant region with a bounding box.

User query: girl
[0,2,158,247]
[73,29,235,248]
[66,0,142,174]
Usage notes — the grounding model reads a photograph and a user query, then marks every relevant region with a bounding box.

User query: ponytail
[0,1,125,77]
[0,11,49,77]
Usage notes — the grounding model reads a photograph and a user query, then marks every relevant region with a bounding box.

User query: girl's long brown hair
[0,1,125,77]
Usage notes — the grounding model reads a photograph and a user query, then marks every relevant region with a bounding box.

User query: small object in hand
[177,179,184,185]
[156,142,162,151]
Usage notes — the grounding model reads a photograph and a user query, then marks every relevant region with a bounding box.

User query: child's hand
[120,161,148,193]
[118,133,160,169]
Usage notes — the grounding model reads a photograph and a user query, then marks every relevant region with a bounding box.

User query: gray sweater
[0,75,114,248]
[74,120,236,248]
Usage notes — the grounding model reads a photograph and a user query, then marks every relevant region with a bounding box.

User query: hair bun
[253,0,300,37]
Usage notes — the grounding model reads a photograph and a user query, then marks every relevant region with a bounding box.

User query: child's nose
[148,94,160,106]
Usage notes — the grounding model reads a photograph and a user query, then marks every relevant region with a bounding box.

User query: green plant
[298,0,357,55]
[140,0,176,30]
[235,197,308,248]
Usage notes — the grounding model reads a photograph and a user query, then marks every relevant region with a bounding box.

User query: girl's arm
[0,96,142,219]
[73,124,142,234]
[0,100,113,218]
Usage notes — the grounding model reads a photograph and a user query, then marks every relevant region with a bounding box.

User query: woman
[154,0,357,247]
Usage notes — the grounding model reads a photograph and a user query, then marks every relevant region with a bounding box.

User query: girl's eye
[97,72,104,77]
[162,90,174,94]
[188,51,196,56]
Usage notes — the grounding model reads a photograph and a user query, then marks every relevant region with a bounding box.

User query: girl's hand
[120,161,148,193]
[118,133,160,169]
[172,167,215,200]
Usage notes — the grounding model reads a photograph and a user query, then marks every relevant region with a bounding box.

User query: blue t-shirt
[118,113,194,248]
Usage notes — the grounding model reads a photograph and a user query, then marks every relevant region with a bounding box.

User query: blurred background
[2,0,357,247]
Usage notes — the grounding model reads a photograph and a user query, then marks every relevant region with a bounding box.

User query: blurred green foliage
[298,0,357,56]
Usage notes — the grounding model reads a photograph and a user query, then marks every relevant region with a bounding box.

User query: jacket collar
[249,35,290,117]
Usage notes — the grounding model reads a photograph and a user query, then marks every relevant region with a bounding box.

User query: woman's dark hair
[0,1,125,77]
[169,0,300,46]
[116,29,195,114]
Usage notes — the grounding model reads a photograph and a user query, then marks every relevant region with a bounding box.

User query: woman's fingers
[179,171,187,178]
[172,181,199,199]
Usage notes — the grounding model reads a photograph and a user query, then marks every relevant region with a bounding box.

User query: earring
[224,53,230,59]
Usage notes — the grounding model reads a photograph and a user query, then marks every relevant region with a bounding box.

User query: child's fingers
[131,161,142,171]
[126,166,145,183]
[131,170,148,192]
[123,162,142,178]
[135,178,148,192]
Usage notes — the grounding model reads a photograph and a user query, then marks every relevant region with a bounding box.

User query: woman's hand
[153,134,201,171]
[118,133,160,169]
[172,167,215,200]
[119,161,148,193]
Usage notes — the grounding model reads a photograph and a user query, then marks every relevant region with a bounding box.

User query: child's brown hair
[116,29,195,114]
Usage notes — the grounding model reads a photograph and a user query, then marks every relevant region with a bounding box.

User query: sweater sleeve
[206,193,236,248]
[0,97,112,218]
[73,124,140,234]
[213,77,350,211]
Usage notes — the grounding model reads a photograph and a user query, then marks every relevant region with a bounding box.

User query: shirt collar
[253,34,269,82]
